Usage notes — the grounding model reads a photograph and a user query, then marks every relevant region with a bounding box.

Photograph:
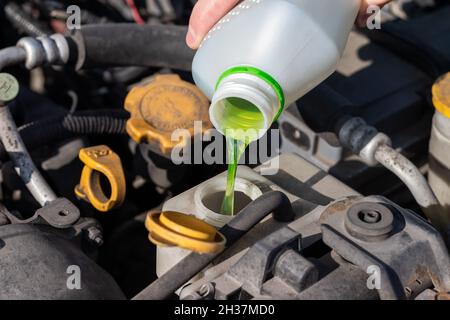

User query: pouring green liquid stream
[220,137,247,215]
[219,97,265,215]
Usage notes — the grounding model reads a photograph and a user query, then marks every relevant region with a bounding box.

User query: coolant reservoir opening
[202,190,252,214]
[194,177,263,227]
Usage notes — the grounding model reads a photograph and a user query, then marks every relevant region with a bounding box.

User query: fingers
[187,0,240,49]
[186,0,394,48]
[357,0,392,27]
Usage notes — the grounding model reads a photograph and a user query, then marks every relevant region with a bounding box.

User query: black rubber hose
[298,84,356,133]
[133,191,295,300]
[71,24,195,71]
[0,109,129,161]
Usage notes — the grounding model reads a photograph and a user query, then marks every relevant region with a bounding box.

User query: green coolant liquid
[220,137,247,215]
[219,97,265,216]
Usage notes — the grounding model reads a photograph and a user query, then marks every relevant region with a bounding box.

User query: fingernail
[186,28,197,48]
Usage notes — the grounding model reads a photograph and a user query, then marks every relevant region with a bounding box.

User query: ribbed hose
[61,112,127,135]
[0,110,129,161]
[4,3,50,37]
[133,191,295,300]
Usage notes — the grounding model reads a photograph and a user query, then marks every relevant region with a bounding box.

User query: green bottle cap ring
[215,66,286,122]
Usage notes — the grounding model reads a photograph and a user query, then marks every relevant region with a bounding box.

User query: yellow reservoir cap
[145,211,226,254]
[432,72,450,119]
[75,145,126,212]
[124,74,212,156]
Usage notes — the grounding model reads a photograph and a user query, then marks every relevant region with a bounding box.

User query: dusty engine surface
[0,0,449,301]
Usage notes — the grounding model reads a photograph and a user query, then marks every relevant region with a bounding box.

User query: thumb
[357,0,391,27]
[187,0,241,49]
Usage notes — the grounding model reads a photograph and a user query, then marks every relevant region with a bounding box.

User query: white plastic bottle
[192,0,361,140]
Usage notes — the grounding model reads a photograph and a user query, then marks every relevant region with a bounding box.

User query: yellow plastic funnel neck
[145,211,226,254]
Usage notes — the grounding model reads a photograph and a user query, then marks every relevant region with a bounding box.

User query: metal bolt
[180,283,215,300]
[358,209,382,224]
[86,226,104,247]
[199,283,214,297]
[345,202,395,241]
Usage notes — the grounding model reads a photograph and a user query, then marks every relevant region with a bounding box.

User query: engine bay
[0,0,449,301]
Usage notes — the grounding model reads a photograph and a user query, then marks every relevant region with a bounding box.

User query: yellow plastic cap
[145,211,226,254]
[124,74,212,156]
[75,145,126,212]
[432,72,450,119]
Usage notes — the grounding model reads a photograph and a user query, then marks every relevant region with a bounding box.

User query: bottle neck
[210,73,281,142]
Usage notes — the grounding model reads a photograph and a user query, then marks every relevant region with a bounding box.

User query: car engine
[0,0,449,301]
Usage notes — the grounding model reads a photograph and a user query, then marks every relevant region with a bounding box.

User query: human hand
[186,0,393,49]
[357,0,392,27]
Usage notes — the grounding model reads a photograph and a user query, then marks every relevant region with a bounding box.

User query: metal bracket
[226,226,302,295]
[2,198,80,229]
[320,196,450,299]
